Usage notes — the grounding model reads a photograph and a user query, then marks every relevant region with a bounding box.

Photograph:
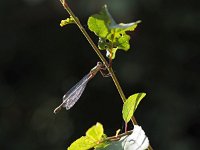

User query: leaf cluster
[87,5,140,59]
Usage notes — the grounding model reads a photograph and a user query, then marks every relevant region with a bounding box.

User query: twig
[100,130,133,143]
[60,0,137,124]
[59,1,153,149]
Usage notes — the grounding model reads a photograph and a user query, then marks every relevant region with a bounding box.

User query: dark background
[0,0,199,149]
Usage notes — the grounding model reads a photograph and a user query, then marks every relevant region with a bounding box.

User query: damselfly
[54,62,107,114]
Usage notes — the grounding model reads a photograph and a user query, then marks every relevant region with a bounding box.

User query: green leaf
[122,93,146,123]
[87,5,141,59]
[68,136,96,150]
[86,122,104,141]
[87,6,110,38]
[110,21,141,33]
[60,16,75,27]
[113,34,130,51]
[68,122,106,150]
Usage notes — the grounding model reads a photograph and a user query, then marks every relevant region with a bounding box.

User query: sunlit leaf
[68,122,107,150]
[122,93,146,123]
[60,16,75,27]
[68,136,96,150]
[87,5,110,38]
[86,122,104,141]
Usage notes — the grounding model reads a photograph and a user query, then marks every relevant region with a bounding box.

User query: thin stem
[101,129,153,150]
[108,67,138,125]
[125,123,128,133]
[59,1,152,149]
[100,130,133,143]
[60,0,138,123]
[60,0,108,68]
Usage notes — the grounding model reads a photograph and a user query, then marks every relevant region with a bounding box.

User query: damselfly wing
[62,74,91,110]
[54,74,92,113]
[53,62,105,114]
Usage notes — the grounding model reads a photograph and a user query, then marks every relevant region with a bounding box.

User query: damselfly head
[97,61,103,66]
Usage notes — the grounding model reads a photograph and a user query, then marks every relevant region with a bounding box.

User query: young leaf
[87,5,110,38]
[86,122,104,141]
[68,136,96,150]
[60,16,75,27]
[67,122,106,150]
[87,5,140,59]
[122,93,146,123]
